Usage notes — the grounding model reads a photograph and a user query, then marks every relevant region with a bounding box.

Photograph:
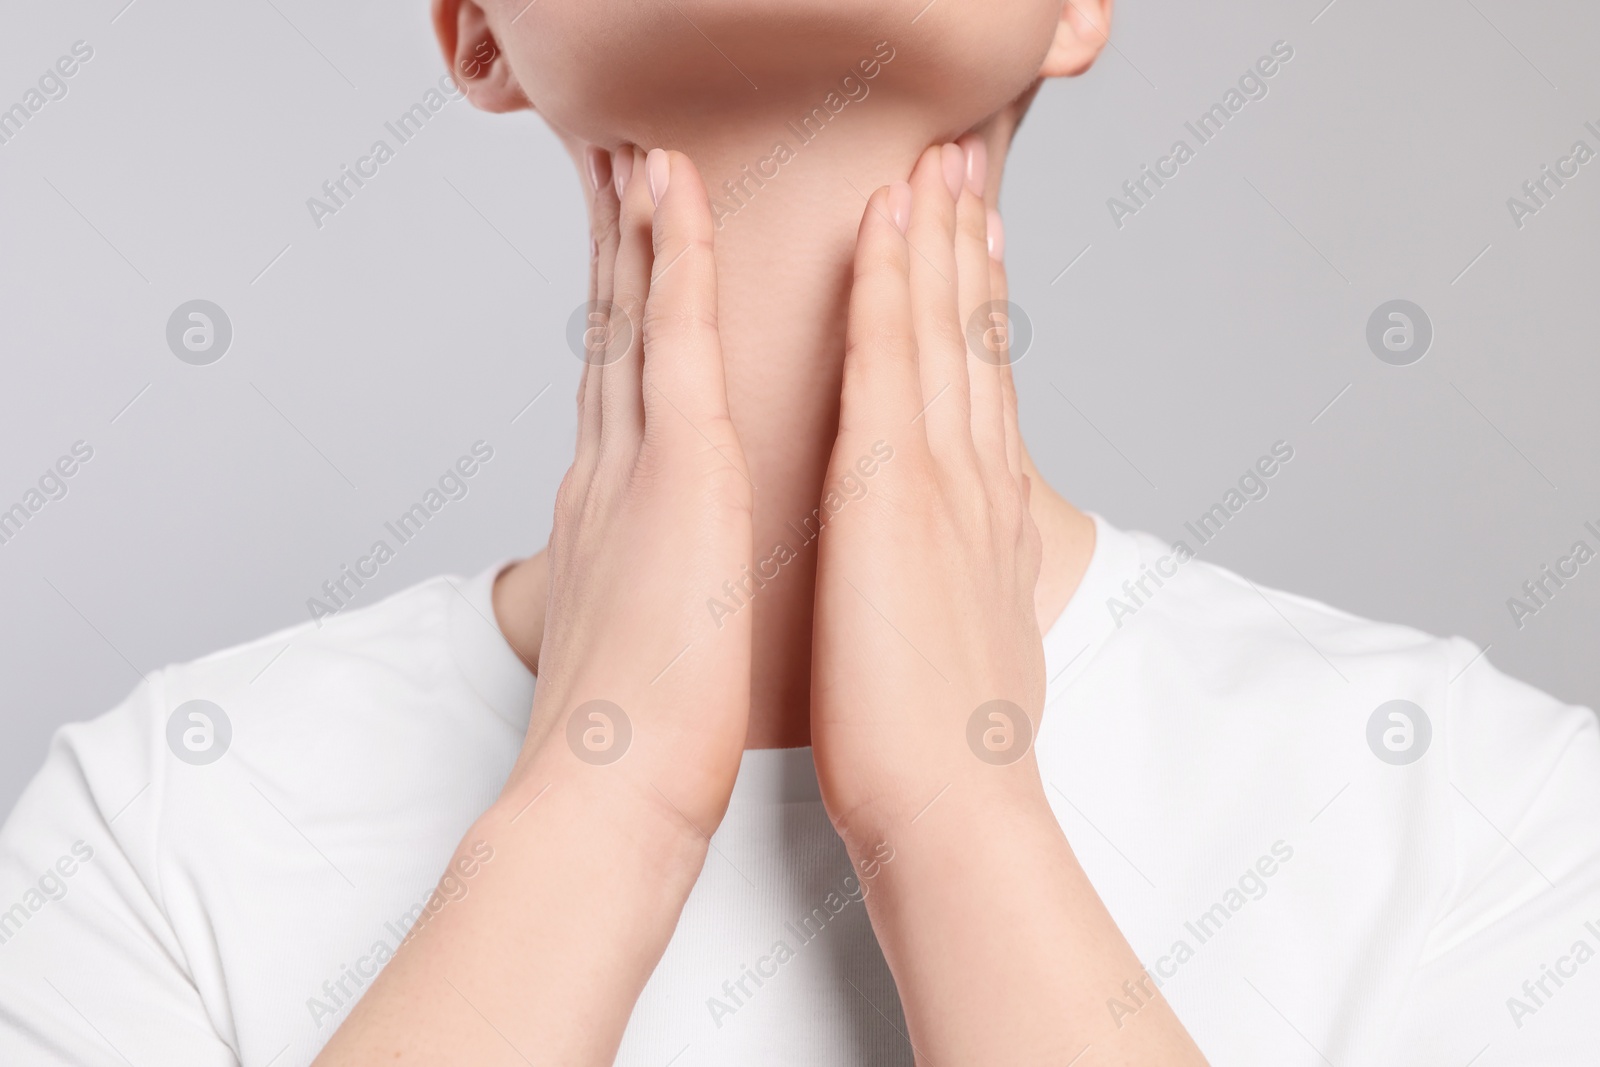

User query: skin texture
[471,0,1107,748]
[314,1,1208,1062]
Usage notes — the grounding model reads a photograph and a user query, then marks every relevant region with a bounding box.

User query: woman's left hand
[810,137,1208,1065]
[810,137,1046,846]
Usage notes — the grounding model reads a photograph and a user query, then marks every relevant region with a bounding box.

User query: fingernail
[647,148,670,206]
[585,146,610,193]
[941,143,964,200]
[888,182,912,234]
[961,136,987,197]
[612,147,634,199]
[986,208,1004,260]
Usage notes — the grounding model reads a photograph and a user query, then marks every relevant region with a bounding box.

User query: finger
[987,224,1023,482]
[953,135,1006,478]
[841,182,923,439]
[576,146,617,474]
[638,150,739,441]
[906,143,974,464]
[598,145,651,462]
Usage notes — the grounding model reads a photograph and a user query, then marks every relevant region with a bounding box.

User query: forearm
[313,762,707,1066]
[851,785,1207,1065]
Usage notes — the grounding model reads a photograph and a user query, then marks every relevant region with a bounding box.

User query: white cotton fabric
[2,514,1597,1065]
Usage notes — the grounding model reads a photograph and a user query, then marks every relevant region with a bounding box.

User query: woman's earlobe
[1039,0,1114,79]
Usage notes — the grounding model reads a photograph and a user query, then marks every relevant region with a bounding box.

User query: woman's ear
[432,0,531,113]
[1039,0,1114,79]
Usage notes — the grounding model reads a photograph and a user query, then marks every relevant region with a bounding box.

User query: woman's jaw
[482,0,1062,147]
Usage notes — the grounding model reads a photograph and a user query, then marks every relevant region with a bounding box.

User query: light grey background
[2,0,1596,816]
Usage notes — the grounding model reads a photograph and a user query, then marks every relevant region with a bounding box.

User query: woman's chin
[492,0,1058,147]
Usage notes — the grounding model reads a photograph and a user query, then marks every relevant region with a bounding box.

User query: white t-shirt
[2,515,1597,1066]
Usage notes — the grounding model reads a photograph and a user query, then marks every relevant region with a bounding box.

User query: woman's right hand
[313,147,749,1066]
[506,145,753,842]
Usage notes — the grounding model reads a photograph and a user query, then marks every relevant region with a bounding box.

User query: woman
[2,1,1596,1064]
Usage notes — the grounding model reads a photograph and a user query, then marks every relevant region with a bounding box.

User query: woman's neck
[496,107,1095,749]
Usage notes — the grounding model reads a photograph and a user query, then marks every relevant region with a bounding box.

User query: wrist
[509,682,745,844]
[856,782,1074,922]
[488,754,713,889]
[828,756,1053,862]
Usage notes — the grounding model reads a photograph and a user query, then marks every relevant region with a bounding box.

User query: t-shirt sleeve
[0,677,238,1066]
[1390,639,1600,1063]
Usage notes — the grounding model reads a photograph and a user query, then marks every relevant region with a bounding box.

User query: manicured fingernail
[585,146,610,193]
[612,147,634,199]
[647,148,670,206]
[961,136,987,197]
[888,182,912,234]
[941,143,964,199]
[986,208,1004,260]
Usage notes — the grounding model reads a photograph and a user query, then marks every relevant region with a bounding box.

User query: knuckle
[844,325,916,366]
[610,291,646,332]
[654,231,715,265]
[634,428,750,509]
[857,239,905,280]
[957,197,987,240]
[552,470,588,527]
[931,315,966,355]
[918,192,956,234]
[839,350,878,398]
[896,459,942,504]
[591,211,621,254]
[698,459,754,513]
[618,186,653,231]
[993,484,1023,526]
[643,298,719,346]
